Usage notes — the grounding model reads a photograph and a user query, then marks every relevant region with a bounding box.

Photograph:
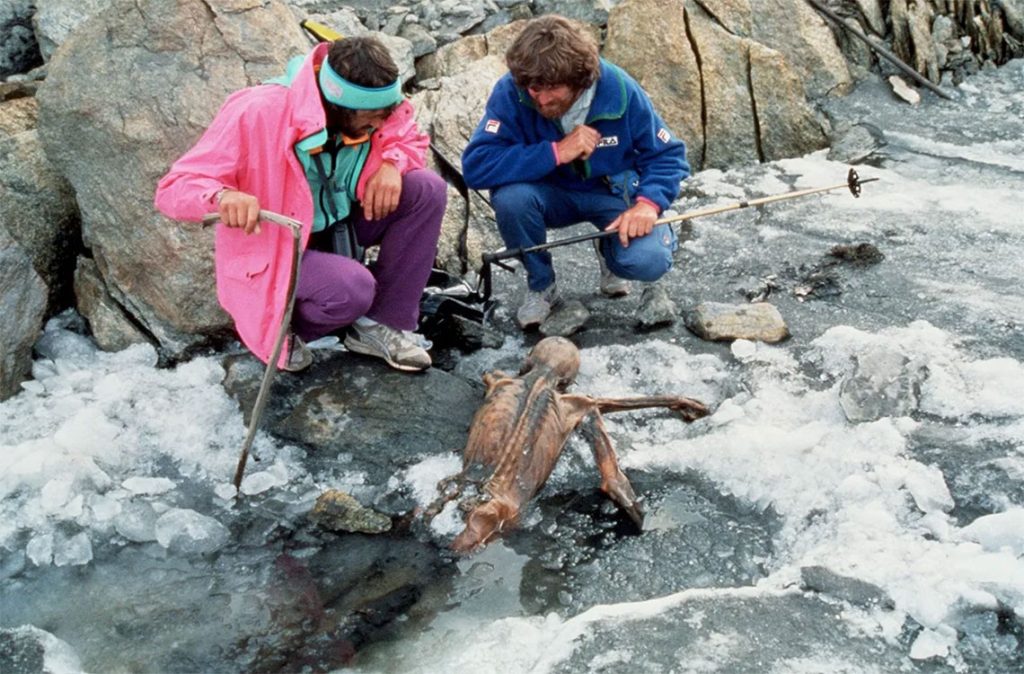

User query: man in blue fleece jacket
[462,14,690,329]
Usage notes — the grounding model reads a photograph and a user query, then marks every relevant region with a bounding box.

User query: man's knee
[318,265,377,322]
[397,170,446,241]
[491,183,543,217]
[607,224,677,282]
[403,170,447,211]
[404,168,446,196]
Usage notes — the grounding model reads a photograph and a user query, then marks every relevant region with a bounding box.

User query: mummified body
[432,337,709,553]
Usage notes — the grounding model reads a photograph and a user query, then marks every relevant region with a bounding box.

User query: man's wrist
[635,196,660,214]
[551,142,562,166]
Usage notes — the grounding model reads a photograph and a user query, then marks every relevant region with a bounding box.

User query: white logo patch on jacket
[596,135,619,148]
[657,128,671,143]
[485,119,501,134]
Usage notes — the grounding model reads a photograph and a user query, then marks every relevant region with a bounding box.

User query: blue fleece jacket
[461,60,689,212]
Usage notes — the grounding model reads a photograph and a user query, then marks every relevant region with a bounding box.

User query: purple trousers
[291,169,446,341]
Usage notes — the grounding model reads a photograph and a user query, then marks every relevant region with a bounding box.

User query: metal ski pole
[202,210,304,490]
[481,168,878,269]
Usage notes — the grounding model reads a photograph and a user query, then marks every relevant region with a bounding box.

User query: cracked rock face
[603,0,832,171]
[603,0,705,167]
[35,0,310,359]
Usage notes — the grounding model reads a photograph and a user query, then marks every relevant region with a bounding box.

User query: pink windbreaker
[154,43,428,366]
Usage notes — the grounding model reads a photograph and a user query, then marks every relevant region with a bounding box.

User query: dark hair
[505,15,600,92]
[326,36,399,87]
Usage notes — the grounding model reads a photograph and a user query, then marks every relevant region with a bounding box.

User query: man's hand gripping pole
[202,210,303,491]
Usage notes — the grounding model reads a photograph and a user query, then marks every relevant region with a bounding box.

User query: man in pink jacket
[155,37,445,372]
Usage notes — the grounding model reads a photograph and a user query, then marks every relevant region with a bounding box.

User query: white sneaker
[344,322,432,371]
[594,239,630,297]
[516,284,558,329]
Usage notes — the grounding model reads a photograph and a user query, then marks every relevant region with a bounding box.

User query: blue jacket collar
[586,60,628,122]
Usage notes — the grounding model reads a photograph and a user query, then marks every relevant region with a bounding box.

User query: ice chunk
[31,358,58,382]
[34,328,97,361]
[307,335,342,349]
[39,627,85,674]
[110,342,159,368]
[918,511,952,540]
[88,493,122,522]
[64,495,85,520]
[40,478,75,515]
[239,463,288,495]
[644,488,711,532]
[903,463,954,514]
[53,408,122,460]
[20,380,45,395]
[1,440,55,501]
[708,397,745,426]
[26,533,54,566]
[70,457,113,492]
[214,483,238,501]
[909,625,957,660]
[403,454,462,506]
[961,509,1024,555]
[114,501,159,543]
[121,476,176,495]
[730,339,757,361]
[430,500,465,538]
[53,532,92,567]
[154,508,229,554]
[838,347,923,422]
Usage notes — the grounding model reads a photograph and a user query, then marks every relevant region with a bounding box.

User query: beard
[328,107,363,137]
[533,89,580,120]
[538,104,570,119]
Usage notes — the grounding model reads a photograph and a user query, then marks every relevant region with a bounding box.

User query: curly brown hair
[505,15,600,92]
[326,36,399,87]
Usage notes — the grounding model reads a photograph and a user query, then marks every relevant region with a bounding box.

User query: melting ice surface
[2,61,1024,672]
[0,331,312,566]
[347,331,1024,672]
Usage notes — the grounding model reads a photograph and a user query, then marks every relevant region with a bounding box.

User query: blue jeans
[490,182,678,292]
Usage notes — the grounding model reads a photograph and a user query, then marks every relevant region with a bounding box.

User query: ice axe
[478,168,878,299]
[202,210,303,491]
[300,19,343,42]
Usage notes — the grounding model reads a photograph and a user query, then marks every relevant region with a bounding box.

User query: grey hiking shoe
[283,335,313,373]
[594,239,630,297]
[344,322,432,372]
[517,284,558,329]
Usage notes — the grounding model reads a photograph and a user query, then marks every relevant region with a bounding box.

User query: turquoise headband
[318,60,403,110]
